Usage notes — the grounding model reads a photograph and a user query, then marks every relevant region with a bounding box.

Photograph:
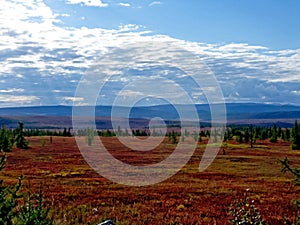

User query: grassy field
[1,136,300,224]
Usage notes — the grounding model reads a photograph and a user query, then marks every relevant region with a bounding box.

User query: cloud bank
[0,0,299,107]
[66,0,108,7]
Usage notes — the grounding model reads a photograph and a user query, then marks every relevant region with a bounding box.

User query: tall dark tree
[212,129,218,143]
[235,130,243,143]
[244,128,250,144]
[269,124,278,143]
[291,120,300,150]
[15,122,28,149]
[227,128,233,140]
[259,129,268,140]
[285,128,291,141]
[0,124,12,152]
[171,131,178,144]
[62,128,67,137]
[249,125,255,148]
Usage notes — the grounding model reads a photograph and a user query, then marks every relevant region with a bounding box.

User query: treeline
[24,127,72,137]
[1,120,300,151]
[224,120,300,150]
[224,125,286,143]
[0,124,74,152]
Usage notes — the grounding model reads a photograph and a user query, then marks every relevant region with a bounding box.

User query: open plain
[1,136,299,224]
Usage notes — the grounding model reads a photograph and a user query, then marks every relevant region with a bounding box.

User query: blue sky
[47,0,300,50]
[0,0,300,107]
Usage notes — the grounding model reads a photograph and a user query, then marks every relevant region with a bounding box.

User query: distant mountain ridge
[1,103,300,118]
[0,103,300,128]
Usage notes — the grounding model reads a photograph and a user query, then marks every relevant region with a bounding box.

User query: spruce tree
[0,156,52,225]
[286,128,291,141]
[244,128,250,143]
[15,122,28,149]
[291,120,300,150]
[0,124,12,152]
[270,124,278,143]
[249,125,255,148]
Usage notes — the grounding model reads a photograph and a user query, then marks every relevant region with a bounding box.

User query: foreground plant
[0,154,52,225]
[0,155,23,225]
[228,189,266,225]
[17,184,52,225]
[280,158,300,225]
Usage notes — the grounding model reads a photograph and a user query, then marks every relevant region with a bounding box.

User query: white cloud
[63,97,85,102]
[60,13,70,17]
[292,90,300,95]
[52,90,70,93]
[118,3,131,7]
[0,88,24,93]
[116,90,144,97]
[217,43,268,53]
[149,1,163,7]
[66,0,108,7]
[1,0,300,107]
[118,24,142,32]
[0,95,39,103]
[62,97,88,106]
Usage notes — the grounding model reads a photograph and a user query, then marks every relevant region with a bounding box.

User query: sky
[0,0,300,107]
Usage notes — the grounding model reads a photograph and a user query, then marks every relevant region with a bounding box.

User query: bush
[85,128,95,146]
[279,158,300,224]
[0,155,23,225]
[17,184,52,225]
[228,190,266,225]
[0,154,52,225]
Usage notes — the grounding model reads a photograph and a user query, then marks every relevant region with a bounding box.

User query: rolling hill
[0,103,299,129]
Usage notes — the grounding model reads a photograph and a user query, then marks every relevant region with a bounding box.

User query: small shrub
[0,155,23,225]
[85,128,95,146]
[17,184,53,225]
[228,190,266,225]
[0,176,23,225]
[279,158,300,224]
[40,138,46,147]
[0,154,52,225]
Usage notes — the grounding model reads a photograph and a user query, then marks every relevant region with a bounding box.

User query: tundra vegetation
[0,121,299,224]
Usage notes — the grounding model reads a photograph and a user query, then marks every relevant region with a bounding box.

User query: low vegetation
[228,189,266,225]
[0,154,52,225]
[0,120,299,224]
[279,158,300,225]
